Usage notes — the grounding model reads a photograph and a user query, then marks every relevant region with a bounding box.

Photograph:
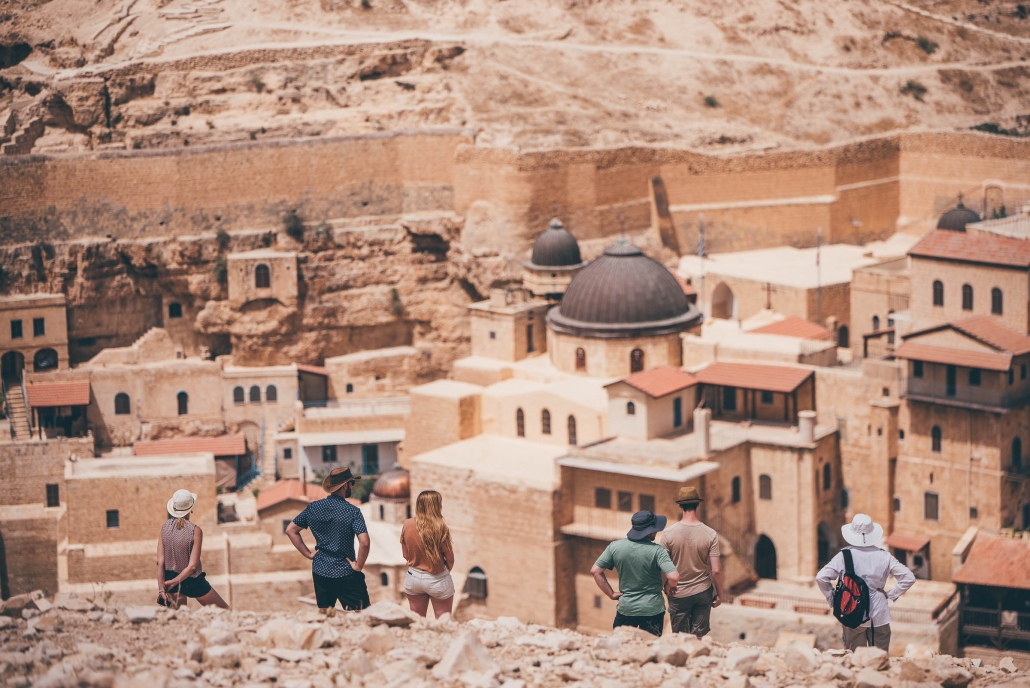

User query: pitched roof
[134,434,246,458]
[892,342,1012,372]
[885,532,930,552]
[909,229,1030,268]
[612,366,699,398]
[26,381,90,408]
[694,362,813,393]
[953,532,1030,590]
[256,479,326,512]
[295,363,328,376]
[952,316,1030,356]
[749,316,834,341]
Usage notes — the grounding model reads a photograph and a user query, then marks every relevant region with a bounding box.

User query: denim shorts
[404,567,455,600]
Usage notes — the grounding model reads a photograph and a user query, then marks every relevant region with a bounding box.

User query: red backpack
[832,549,871,628]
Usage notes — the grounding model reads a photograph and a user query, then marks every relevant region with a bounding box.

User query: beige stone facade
[850,257,911,353]
[227,250,299,308]
[547,330,685,378]
[0,294,70,380]
[469,292,550,362]
[909,254,1028,334]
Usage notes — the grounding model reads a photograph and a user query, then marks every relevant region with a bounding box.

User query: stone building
[522,219,587,300]
[227,249,299,308]
[0,294,70,382]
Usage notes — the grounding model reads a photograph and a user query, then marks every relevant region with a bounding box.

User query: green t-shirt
[595,538,677,616]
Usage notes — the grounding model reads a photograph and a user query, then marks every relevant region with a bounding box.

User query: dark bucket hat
[627,510,667,540]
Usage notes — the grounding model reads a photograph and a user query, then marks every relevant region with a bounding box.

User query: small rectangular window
[969,506,978,520]
[595,487,612,509]
[968,368,981,386]
[283,447,293,460]
[639,494,655,513]
[912,361,924,378]
[489,331,496,339]
[723,386,737,412]
[924,492,939,521]
[33,318,45,337]
[760,390,773,404]
[322,445,338,463]
[10,320,22,339]
[45,484,59,507]
[106,510,120,528]
[617,491,633,512]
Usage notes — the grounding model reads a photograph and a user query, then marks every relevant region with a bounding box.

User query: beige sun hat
[841,513,884,547]
[167,489,198,518]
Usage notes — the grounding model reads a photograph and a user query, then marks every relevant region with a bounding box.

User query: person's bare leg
[197,588,230,609]
[171,592,188,609]
[407,593,430,617]
[430,595,453,619]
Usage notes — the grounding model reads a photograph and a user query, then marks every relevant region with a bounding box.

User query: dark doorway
[1,351,24,383]
[755,534,777,579]
[33,348,58,372]
[837,325,849,349]
[362,444,380,475]
[817,521,836,569]
[946,365,957,397]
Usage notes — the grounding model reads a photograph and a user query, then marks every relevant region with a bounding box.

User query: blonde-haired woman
[400,490,455,617]
[156,489,230,609]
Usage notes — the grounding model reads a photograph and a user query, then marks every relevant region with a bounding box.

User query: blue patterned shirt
[292,495,368,578]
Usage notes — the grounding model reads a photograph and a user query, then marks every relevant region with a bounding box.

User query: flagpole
[816,226,822,326]
[698,214,706,321]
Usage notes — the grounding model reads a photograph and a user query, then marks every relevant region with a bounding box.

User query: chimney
[694,407,711,457]
[798,410,816,444]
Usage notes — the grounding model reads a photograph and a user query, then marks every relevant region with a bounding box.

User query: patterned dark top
[162,519,203,578]
[293,494,368,578]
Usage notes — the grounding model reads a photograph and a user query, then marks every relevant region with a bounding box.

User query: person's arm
[348,532,370,572]
[156,528,167,597]
[815,553,844,605]
[164,527,204,589]
[885,554,916,601]
[710,555,725,607]
[591,564,623,600]
[658,548,680,596]
[444,538,455,571]
[663,569,681,596]
[285,521,315,560]
[399,526,410,561]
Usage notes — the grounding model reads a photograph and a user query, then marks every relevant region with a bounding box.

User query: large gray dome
[937,202,981,231]
[547,239,702,339]
[528,219,583,268]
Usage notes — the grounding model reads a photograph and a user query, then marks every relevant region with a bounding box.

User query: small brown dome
[937,202,981,231]
[372,465,410,500]
[528,218,584,268]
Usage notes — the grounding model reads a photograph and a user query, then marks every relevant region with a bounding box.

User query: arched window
[822,463,832,491]
[177,391,189,416]
[893,497,901,513]
[673,397,683,427]
[567,415,577,446]
[626,401,636,416]
[872,315,880,331]
[541,409,551,435]
[114,393,131,415]
[759,474,772,500]
[575,348,586,372]
[266,385,278,402]
[933,280,944,307]
[731,476,741,504]
[168,302,183,319]
[1013,437,1022,470]
[962,284,973,311]
[233,386,245,404]
[630,349,644,373]
[346,383,354,394]
[378,504,385,520]
[992,288,1003,315]
[33,348,58,372]
[465,567,487,600]
[249,385,261,403]
[380,572,389,587]
[931,425,942,453]
[516,408,525,437]
[837,325,849,349]
[255,264,271,288]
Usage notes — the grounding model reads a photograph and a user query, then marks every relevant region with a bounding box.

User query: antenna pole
[816,227,822,326]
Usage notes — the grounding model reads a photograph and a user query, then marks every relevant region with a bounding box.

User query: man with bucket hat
[286,467,371,614]
[659,486,723,637]
[815,514,916,652]
[591,510,680,636]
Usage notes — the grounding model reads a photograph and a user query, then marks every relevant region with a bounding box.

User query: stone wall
[0,504,62,597]
[0,436,94,507]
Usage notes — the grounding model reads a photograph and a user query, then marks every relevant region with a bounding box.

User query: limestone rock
[2,593,35,617]
[0,616,12,629]
[783,644,818,673]
[203,644,242,669]
[514,631,578,652]
[186,641,204,662]
[125,606,160,624]
[28,614,63,633]
[432,631,499,681]
[1000,657,1018,673]
[931,666,973,688]
[682,638,710,659]
[269,648,312,662]
[852,646,889,671]
[363,601,417,627]
[724,647,761,674]
[199,626,238,646]
[255,619,324,649]
[362,625,395,654]
[251,663,281,682]
[53,593,93,612]
[656,646,688,667]
[854,667,889,688]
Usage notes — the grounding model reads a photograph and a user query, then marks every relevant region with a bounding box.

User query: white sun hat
[167,489,198,518]
[841,513,884,547]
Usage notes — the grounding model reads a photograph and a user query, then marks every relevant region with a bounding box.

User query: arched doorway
[837,325,849,349]
[33,348,58,372]
[817,521,837,568]
[755,534,777,579]
[0,351,24,383]
[711,282,735,320]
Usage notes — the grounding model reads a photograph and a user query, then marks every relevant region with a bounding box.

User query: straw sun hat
[167,489,198,518]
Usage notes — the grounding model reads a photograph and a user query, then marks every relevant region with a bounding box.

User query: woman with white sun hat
[156,489,230,609]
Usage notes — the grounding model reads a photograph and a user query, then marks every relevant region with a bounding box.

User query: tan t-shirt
[400,518,453,575]
[660,521,720,598]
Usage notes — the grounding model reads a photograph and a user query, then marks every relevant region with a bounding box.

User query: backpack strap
[842,548,855,575]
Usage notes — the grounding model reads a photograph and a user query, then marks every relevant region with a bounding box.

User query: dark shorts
[313,571,370,611]
[164,570,212,599]
[668,585,714,637]
[613,610,665,637]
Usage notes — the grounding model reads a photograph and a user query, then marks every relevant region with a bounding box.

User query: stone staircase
[4,381,32,440]
[0,117,44,156]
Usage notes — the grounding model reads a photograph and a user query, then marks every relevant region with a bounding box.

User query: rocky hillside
[2,0,1030,154]
[3,590,1028,688]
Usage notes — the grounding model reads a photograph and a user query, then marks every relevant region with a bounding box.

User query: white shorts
[404,567,455,600]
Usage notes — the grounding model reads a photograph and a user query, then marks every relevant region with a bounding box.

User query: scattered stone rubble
[2,592,1028,688]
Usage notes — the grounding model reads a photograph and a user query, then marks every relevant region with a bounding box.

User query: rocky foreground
[2,591,1028,688]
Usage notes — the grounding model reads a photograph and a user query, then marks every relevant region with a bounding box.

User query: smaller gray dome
[937,202,981,231]
[529,219,583,268]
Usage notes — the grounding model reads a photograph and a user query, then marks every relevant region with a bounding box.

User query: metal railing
[904,378,1030,410]
[1,379,13,439]
[20,379,30,436]
[303,396,411,418]
[961,606,1030,641]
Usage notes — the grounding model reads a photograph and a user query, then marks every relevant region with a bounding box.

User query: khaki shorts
[404,567,455,600]
[668,585,714,637]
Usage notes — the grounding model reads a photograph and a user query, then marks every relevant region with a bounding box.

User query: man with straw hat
[286,467,371,614]
[816,514,916,652]
[660,486,723,637]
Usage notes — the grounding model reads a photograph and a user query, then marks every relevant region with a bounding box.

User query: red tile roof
[909,229,1030,268]
[893,342,1012,371]
[134,434,247,457]
[885,532,929,552]
[750,316,834,341]
[953,532,1030,590]
[256,479,326,512]
[614,366,699,398]
[694,362,813,393]
[295,363,328,376]
[26,381,90,408]
[952,316,1030,356]
[669,270,697,297]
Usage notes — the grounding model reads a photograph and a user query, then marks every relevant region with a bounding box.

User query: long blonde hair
[415,490,451,569]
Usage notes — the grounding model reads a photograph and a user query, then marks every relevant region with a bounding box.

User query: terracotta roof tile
[750,316,834,341]
[295,363,328,376]
[885,532,929,552]
[256,479,325,512]
[952,316,1030,356]
[909,229,1030,268]
[614,366,699,398]
[953,532,1030,590]
[694,362,813,393]
[26,381,90,408]
[893,342,1012,371]
[134,434,246,457]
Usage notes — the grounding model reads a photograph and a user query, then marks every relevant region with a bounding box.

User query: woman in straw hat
[400,490,456,617]
[156,489,230,609]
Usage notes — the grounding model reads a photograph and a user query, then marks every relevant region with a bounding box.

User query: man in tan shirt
[659,486,724,637]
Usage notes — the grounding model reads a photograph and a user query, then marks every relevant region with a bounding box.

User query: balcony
[903,378,1030,412]
[961,606,1030,644]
